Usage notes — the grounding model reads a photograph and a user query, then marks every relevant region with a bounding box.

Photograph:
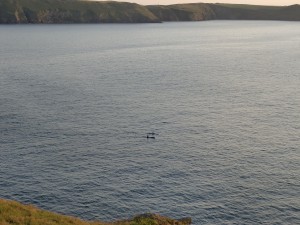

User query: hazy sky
[95,1,300,6]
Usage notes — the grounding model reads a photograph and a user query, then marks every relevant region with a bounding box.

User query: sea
[0,21,299,224]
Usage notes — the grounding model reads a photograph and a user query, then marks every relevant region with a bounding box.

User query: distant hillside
[0,0,160,23]
[146,3,216,21]
[147,3,300,21]
[207,3,300,21]
[0,0,300,23]
[0,199,192,225]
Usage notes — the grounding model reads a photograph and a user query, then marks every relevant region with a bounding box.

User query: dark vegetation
[0,0,300,23]
[208,3,300,21]
[147,3,216,21]
[0,199,192,225]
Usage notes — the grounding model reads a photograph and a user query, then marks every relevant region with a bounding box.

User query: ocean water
[0,21,299,224]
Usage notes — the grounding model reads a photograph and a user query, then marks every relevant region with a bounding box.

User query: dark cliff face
[0,0,21,23]
[1,0,300,24]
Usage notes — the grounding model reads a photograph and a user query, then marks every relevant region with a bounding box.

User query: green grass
[0,199,105,225]
[0,199,191,225]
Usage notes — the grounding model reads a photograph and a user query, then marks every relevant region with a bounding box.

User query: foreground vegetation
[0,0,300,23]
[0,199,192,225]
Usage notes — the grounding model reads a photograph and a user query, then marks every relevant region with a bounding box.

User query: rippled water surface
[0,21,300,224]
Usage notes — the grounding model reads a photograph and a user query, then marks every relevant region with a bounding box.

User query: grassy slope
[0,199,192,225]
[215,3,279,10]
[148,3,300,21]
[147,3,216,21]
[0,0,160,23]
[212,3,300,21]
[1,0,300,23]
[207,3,282,20]
[0,199,105,225]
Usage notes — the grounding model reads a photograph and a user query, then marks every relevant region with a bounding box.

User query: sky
[94,0,300,6]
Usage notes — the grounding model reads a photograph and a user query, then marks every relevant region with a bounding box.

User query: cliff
[0,199,192,225]
[146,3,216,21]
[0,0,300,24]
[207,3,300,21]
[0,0,160,23]
[147,3,300,21]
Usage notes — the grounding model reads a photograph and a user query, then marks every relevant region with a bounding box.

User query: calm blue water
[0,21,299,224]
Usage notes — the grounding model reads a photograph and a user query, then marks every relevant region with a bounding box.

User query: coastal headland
[1,0,300,23]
